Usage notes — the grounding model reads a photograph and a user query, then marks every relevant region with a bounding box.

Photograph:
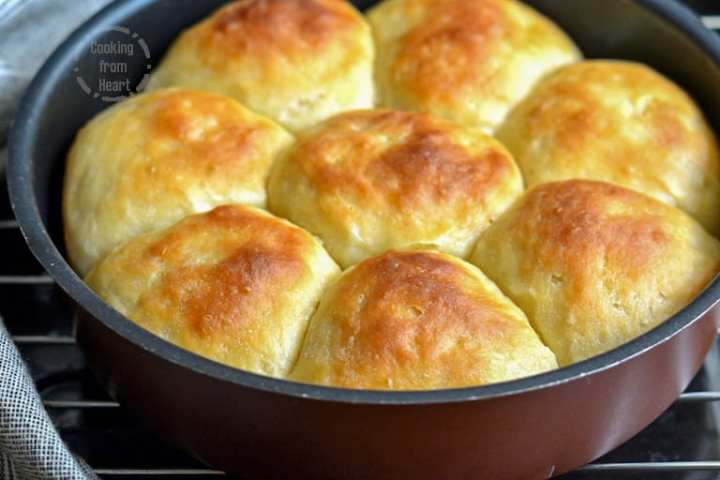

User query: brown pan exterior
[77,305,718,479]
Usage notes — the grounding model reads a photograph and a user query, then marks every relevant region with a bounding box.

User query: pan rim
[7,0,720,405]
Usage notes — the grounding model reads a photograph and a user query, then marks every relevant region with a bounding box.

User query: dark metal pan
[7,0,720,478]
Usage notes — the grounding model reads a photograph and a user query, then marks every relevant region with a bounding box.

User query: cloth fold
[0,321,97,479]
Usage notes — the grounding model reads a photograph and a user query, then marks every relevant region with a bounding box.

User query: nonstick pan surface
[8,0,720,478]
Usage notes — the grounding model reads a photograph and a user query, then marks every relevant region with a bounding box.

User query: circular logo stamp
[74,26,152,102]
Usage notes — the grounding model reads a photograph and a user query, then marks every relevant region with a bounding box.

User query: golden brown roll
[496,60,720,236]
[290,249,557,389]
[86,205,340,377]
[470,180,720,366]
[267,109,523,268]
[368,0,581,133]
[147,0,375,132]
[63,88,293,275]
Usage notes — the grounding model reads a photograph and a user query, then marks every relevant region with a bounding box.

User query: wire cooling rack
[2,8,720,480]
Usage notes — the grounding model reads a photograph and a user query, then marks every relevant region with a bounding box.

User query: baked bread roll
[147,0,375,132]
[63,88,292,275]
[86,205,340,377]
[267,109,523,268]
[497,60,720,236]
[368,0,581,132]
[290,249,557,389]
[470,180,720,366]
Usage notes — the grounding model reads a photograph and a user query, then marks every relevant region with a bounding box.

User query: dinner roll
[290,250,557,389]
[368,0,581,132]
[267,109,523,268]
[86,205,340,377]
[63,88,292,275]
[147,0,375,132]
[470,180,720,366]
[497,60,720,236]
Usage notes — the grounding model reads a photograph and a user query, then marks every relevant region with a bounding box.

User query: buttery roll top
[368,0,581,133]
[147,0,375,132]
[267,109,523,268]
[496,60,720,236]
[470,180,720,366]
[63,88,292,275]
[86,205,340,378]
[290,249,557,389]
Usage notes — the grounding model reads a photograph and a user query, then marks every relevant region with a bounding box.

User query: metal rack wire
[2,12,720,480]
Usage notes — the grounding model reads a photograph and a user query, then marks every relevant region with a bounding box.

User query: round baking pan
[7,0,720,478]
